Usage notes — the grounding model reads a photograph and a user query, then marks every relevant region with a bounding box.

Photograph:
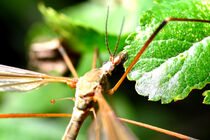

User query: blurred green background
[0,0,209,140]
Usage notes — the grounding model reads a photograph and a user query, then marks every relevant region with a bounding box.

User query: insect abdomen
[62,106,89,140]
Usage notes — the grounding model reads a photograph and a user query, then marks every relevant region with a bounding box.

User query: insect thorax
[75,69,108,110]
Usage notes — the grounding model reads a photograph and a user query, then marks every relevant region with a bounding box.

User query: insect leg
[107,18,210,95]
[57,44,79,78]
[90,107,100,140]
[31,39,78,78]
[0,113,72,118]
[119,117,197,140]
[92,48,99,69]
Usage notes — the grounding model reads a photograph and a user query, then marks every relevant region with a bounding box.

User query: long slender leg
[0,113,196,139]
[97,49,103,67]
[107,18,210,95]
[119,118,196,140]
[45,75,77,88]
[31,39,79,78]
[0,113,72,118]
[57,45,79,79]
[50,97,76,104]
[92,48,98,69]
[90,107,100,140]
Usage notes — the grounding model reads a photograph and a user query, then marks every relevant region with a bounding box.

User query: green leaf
[60,0,154,35]
[124,0,210,104]
[36,0,154,55]
[38,3,127,54]
[25,22,58,49]
[203,90,210,104]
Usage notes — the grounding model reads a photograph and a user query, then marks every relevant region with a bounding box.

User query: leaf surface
[123,0,210,103]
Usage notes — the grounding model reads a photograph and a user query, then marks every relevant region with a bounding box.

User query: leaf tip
[202,90,210,105]
[38,2,45,12]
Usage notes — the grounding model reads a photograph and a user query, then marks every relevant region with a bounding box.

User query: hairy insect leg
[107,18,210,95]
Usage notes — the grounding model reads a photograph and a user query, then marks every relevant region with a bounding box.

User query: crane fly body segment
[62,51,139,140]
[0,51,139,140]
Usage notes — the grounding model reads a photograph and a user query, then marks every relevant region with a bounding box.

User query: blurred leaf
[60,0,154,34]
[38,3,127,54]
[25,22,58,49]
[124,0,210,104]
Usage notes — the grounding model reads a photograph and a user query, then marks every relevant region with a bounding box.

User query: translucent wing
[88,87,137,140]
[0,64,69,92]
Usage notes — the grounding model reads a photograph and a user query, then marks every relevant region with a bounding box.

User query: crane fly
[0,6,209,139]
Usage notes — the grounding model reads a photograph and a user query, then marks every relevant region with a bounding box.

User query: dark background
[0,0,84,67]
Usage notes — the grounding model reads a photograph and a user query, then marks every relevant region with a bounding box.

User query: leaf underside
[123,0,210,104]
